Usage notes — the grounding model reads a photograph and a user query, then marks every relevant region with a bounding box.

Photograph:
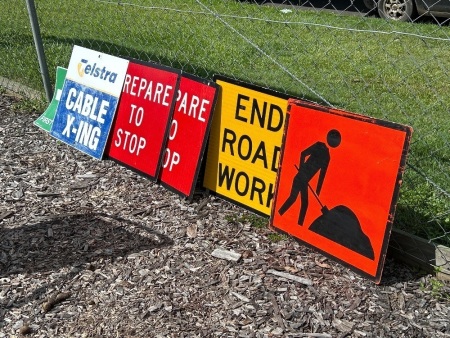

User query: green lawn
[1,0,448,243]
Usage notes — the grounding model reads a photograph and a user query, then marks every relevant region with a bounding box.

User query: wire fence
[1,0,449,272]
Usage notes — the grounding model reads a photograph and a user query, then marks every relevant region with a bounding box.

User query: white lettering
[97,100,109,124]
[65,88,77,110]
[177,90,208,122]
[163,148,180,172]
[113,128,146,156]
[129,104,144,126]
[169,119,178,141]
[62,115,75,137]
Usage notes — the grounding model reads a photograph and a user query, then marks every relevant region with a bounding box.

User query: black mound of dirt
[309,205,375,260]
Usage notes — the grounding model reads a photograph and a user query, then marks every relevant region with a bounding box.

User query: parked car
[364,0,450,21]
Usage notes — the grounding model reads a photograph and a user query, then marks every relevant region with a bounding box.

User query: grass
[267,233,289,242]
[0,0,448,244]
[420,277,450,300]
[225,212,288,242]
[225,213,268,229]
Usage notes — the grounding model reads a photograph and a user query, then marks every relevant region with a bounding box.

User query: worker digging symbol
[278,129,341,225]
[278,129,375,260]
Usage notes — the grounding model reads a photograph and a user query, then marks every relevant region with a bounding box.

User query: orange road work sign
[271,99,413,283]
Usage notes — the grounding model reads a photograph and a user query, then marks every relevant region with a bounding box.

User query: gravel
[0,92,449,337]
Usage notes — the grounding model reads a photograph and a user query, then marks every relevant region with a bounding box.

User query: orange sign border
[270,99,413,283]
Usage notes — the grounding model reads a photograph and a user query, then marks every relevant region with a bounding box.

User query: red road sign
[271,99,412,283]
[159,74,218,198]
[106,60,180,178]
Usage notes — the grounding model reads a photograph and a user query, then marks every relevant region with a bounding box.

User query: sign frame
[203,75,291,216]
[105,58,181,180]
[34,66,67,132]
[270,99,413,283]
[159,72,219,199]
[50,46,129,160]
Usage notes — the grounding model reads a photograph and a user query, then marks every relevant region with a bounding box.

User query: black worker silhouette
[278,129,375,260]
[278,129,341,225]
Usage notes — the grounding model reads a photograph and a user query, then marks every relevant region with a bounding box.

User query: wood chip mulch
[0,92,449,337]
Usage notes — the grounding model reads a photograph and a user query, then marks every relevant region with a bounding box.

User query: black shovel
[294,164,330,215]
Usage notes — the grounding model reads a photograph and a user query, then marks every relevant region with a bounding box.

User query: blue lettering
[78,59,118,83]
[94,65,100,77]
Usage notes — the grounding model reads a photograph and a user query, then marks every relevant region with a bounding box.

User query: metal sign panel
[159,74,218,198]
[203,76,289,215]
[34,66,67,132]
[270,99,412,283]
[106,60,180,178]
[50,46,129,159]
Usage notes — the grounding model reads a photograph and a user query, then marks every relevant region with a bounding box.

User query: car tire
[377,0,416,21]
[363,0,377,11]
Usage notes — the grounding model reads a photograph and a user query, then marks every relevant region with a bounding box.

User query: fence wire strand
[96,0,450,41]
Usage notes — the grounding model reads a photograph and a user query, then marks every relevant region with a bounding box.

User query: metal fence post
[25,0,52,102]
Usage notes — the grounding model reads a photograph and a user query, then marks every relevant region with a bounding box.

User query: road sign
[203,76,289,215]
[271,99,412,283]
[106,60,180,178]
[159,73,218,198]
[34,66,67,132]
[50,46,129,159]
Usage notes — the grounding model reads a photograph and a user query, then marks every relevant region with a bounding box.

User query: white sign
[66,45,128,96]
[50,46,129,159]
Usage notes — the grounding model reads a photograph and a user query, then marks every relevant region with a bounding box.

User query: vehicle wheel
[377,0,416,21]
[363,0,377,11]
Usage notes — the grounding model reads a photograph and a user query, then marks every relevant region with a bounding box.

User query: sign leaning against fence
[159,73,218,198]
[50,46,129,159]
[106,59,180,179]
[270,99,413,283]
[203,76,289,215]
[34,66,67,132]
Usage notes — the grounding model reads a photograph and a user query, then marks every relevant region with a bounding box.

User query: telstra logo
[77,59,118,83]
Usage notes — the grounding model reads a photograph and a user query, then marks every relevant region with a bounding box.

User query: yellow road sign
[203,76,289,215]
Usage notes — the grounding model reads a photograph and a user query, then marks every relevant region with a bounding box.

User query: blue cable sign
[51,46,129,159]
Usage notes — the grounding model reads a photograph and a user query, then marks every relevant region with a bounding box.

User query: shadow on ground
[0,213,173,277]
[380,256,428,285]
